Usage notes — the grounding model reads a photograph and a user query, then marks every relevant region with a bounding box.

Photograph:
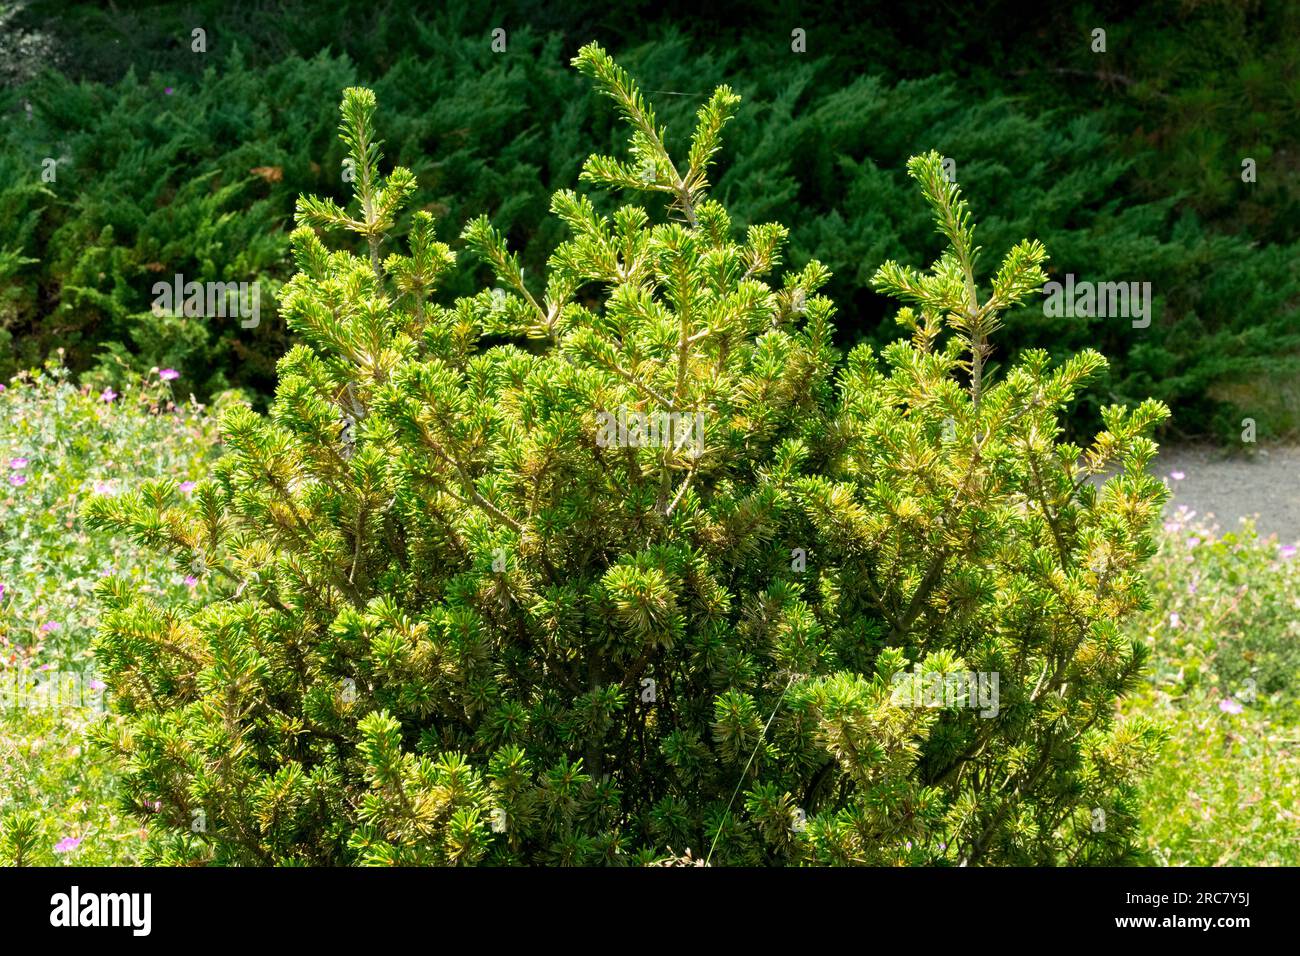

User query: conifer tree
[86,45,1167,866]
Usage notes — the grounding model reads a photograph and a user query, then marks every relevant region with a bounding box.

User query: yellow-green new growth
[873,150,1049,408]
[572,42,740,227]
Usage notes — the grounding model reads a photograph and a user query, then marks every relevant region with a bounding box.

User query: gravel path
[1152,444,1300,544]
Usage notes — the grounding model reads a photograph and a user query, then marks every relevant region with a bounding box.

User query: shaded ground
[1152,444,1300,543]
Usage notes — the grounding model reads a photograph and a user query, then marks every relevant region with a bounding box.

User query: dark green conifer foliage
[86,45,1167,866]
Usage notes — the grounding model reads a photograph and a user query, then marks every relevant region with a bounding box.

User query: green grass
[0,360,225,865]
[1124,508,1300,866]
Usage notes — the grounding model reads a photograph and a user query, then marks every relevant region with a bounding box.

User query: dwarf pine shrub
[84,44,1170,866]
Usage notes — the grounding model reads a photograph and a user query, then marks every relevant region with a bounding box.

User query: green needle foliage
[85,45,1169,866]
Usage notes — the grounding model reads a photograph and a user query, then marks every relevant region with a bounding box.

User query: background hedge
[1,0,1296,441]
